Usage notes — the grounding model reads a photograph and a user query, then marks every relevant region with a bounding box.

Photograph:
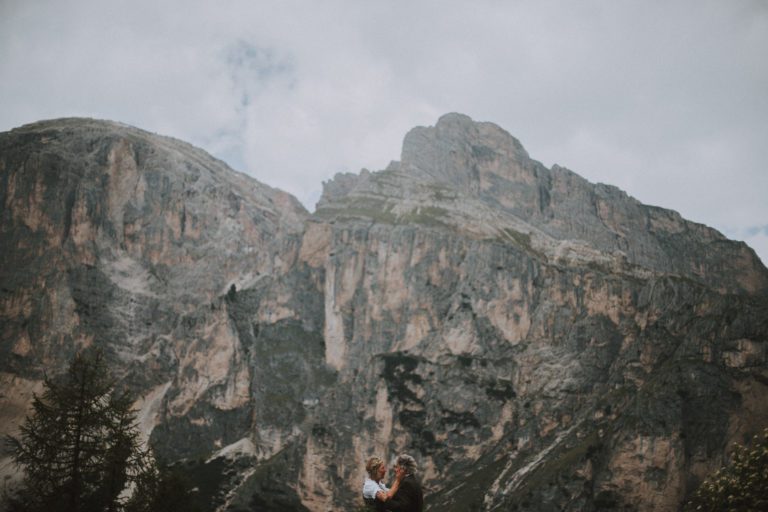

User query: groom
[384,454,423,512]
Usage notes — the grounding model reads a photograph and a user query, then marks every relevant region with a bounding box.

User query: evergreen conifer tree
[5,350,148,512]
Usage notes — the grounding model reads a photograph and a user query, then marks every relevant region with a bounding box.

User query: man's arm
[383,479,416,511]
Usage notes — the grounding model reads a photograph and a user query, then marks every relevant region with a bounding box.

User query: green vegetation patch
[684,429,768,512]
[498,228,532,249]
[316,197,397,223]
[397,206,451,228]
[317,198,454,229]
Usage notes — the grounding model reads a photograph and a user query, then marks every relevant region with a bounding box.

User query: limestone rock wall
[1,115,767,511]
[293,216,768,511]
[0,118,308,488]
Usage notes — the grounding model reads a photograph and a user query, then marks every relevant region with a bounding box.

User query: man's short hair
[396,454,417,475]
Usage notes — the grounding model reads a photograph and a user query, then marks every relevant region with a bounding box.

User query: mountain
[1,114,767,511]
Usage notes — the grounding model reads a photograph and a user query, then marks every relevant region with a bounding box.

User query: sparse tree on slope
[4,349,148,512]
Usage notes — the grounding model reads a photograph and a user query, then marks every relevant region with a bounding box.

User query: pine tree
[5,349,148,512]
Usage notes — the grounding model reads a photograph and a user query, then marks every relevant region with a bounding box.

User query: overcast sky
[1,0,767,264]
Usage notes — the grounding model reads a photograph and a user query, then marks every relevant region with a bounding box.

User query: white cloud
[1,0,766,264]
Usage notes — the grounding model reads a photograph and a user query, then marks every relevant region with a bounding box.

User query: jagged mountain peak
[318,113,533,203]
[401,112,531,185]
[317,114,768,295]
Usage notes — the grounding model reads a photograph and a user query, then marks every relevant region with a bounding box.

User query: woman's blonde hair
[365,456,384,478]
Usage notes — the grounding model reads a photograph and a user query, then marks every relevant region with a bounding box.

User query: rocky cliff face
[0,118,309,500]
[1,114,767,511]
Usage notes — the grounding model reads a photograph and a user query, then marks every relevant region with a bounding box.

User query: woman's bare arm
[376,467,405,502]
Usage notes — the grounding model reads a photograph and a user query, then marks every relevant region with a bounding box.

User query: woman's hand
[376,465,405,502]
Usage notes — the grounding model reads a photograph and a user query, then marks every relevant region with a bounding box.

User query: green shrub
[684,429,768,512]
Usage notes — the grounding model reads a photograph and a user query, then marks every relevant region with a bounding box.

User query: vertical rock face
[0,118,310,491]
[1,115,767,511]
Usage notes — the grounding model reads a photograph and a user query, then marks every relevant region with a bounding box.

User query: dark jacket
[364,496,386,511]
[384,474,423,512]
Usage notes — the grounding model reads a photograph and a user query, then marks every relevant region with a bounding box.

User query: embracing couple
[362,454,424,512]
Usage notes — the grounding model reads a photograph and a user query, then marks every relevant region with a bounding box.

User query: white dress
[362,477,389,501]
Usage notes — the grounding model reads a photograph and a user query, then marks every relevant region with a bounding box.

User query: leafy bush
[684,429,768,512]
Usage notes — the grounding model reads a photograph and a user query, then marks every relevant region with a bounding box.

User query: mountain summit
[1,115,766,511]
[320,113,767,295]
